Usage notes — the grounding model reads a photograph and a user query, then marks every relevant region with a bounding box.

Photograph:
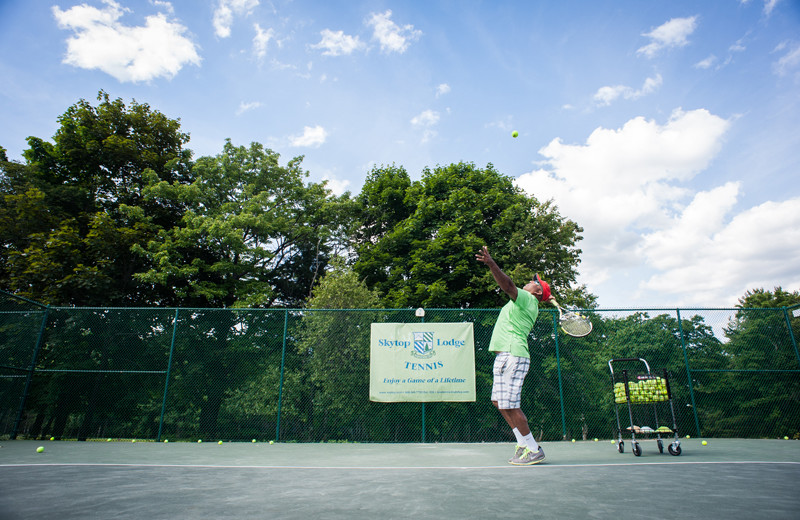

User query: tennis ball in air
[702,440,707,446]
[50,437,55,441]
[685,435,691,439]
[512,131,519,138]
[36,446,44,453]
[164,439,169,443]
[197,439,202,443]
[784,436,789,440]
[107,438,112,442]
[269,440,274,445]
[218,441,223,445]
[571,439,576,443]
[132,439,136,443]
[251,439,256,443]
[594,438,599,442]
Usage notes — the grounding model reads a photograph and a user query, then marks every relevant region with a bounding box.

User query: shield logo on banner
[412,331,435,359]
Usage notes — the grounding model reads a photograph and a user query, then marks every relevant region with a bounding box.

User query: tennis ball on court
[218,440,223,445]
[132,439,136,443]
[702,440,707,446]
[269,440,274,445]
[197,439,202,443]
[512,131,519,138]
[252,439,256,443]
[571,439,576,443]
[594,438,599,442]
[37,446,44,453]
[164,439,169,443]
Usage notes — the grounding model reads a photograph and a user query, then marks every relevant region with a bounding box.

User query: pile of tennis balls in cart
[614,377,669,404]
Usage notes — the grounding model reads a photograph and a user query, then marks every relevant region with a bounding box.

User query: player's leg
[500,356,545,465]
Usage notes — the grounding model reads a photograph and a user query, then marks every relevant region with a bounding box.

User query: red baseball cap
[534,274,551,302]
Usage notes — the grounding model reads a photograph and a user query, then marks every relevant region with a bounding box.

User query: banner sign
[370,322,475,402]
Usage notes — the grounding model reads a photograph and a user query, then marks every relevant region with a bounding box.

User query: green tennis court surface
[2,439,798,519]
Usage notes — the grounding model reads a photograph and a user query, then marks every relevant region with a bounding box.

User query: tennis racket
[550,299,593,337]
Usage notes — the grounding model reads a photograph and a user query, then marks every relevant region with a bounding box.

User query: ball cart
[608,358,682,456]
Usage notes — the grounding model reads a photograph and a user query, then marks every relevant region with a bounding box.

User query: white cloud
[322,175,351,196]
[436,83,451,97]
[150,1,174,14]
[410,110,440,144]
[420,129,437,144]
[773,41,800,76]
[290,125,328,147]
[52,0,200,83]
[763,0,780,16]
[729,39,747,53]
[739,0,781,16]
[213,0,259,38]
[236,101,261,115]
[253,23,274,58]
[639,195,800,305]
[366,10,422,54]
[593,74,663,106]
[637,16,698,58]
[311,29,365,56]
[411,109,440,126]
[515,108,735,303]
[695,55,716,69]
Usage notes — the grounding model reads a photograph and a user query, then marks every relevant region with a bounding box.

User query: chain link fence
[2,291,798,442]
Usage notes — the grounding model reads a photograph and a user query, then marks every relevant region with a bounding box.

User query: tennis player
[476,245,551,465]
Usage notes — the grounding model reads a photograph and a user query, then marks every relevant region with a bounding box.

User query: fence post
[11,306,50,440]
[157,308,180,442]
[552,311,567,440]
[418,308,426,443]
[276,309,289,442]
[783,307,800,368]
[676,309,701,437]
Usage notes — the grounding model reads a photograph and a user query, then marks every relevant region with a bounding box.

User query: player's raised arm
[476,246,518,301]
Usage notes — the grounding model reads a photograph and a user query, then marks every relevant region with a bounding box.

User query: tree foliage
[0,92,192,305]
[134,139,349,308]
[353,162,585,309]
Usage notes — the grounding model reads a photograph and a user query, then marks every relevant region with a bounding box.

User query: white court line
[1,461,799,470]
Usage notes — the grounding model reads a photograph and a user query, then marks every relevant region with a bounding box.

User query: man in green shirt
[476,246,551,465]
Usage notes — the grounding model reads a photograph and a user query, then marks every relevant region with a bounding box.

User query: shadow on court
[1,439,798,519]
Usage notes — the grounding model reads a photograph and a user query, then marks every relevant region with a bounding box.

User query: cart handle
[608,358,651,375]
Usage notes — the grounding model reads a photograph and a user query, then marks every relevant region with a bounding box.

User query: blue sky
[1,0,799,308]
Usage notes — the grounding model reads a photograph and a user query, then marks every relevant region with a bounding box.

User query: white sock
[523,432,539,452]
[512,428,525,446]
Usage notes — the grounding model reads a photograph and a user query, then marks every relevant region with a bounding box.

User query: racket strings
[560,312,592,337]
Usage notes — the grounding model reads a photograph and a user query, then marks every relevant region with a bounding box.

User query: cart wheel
[657,439,664,453]
[633,443,642,457]
[617,441,624,453]
[668,443,682,456]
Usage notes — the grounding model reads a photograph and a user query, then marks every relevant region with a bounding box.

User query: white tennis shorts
[491,352,530,409]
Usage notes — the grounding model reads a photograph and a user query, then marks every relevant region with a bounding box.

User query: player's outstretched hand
[476,246,492,265]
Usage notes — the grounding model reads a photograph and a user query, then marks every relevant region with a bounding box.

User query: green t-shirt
[488,289,539,359]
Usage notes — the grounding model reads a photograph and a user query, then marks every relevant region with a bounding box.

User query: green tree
[295,258,386,440]
[353,162,584,309]
[718,287,800,437]
[132,140,352,437]
[0,92,192,305]
[134,139,350,308]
